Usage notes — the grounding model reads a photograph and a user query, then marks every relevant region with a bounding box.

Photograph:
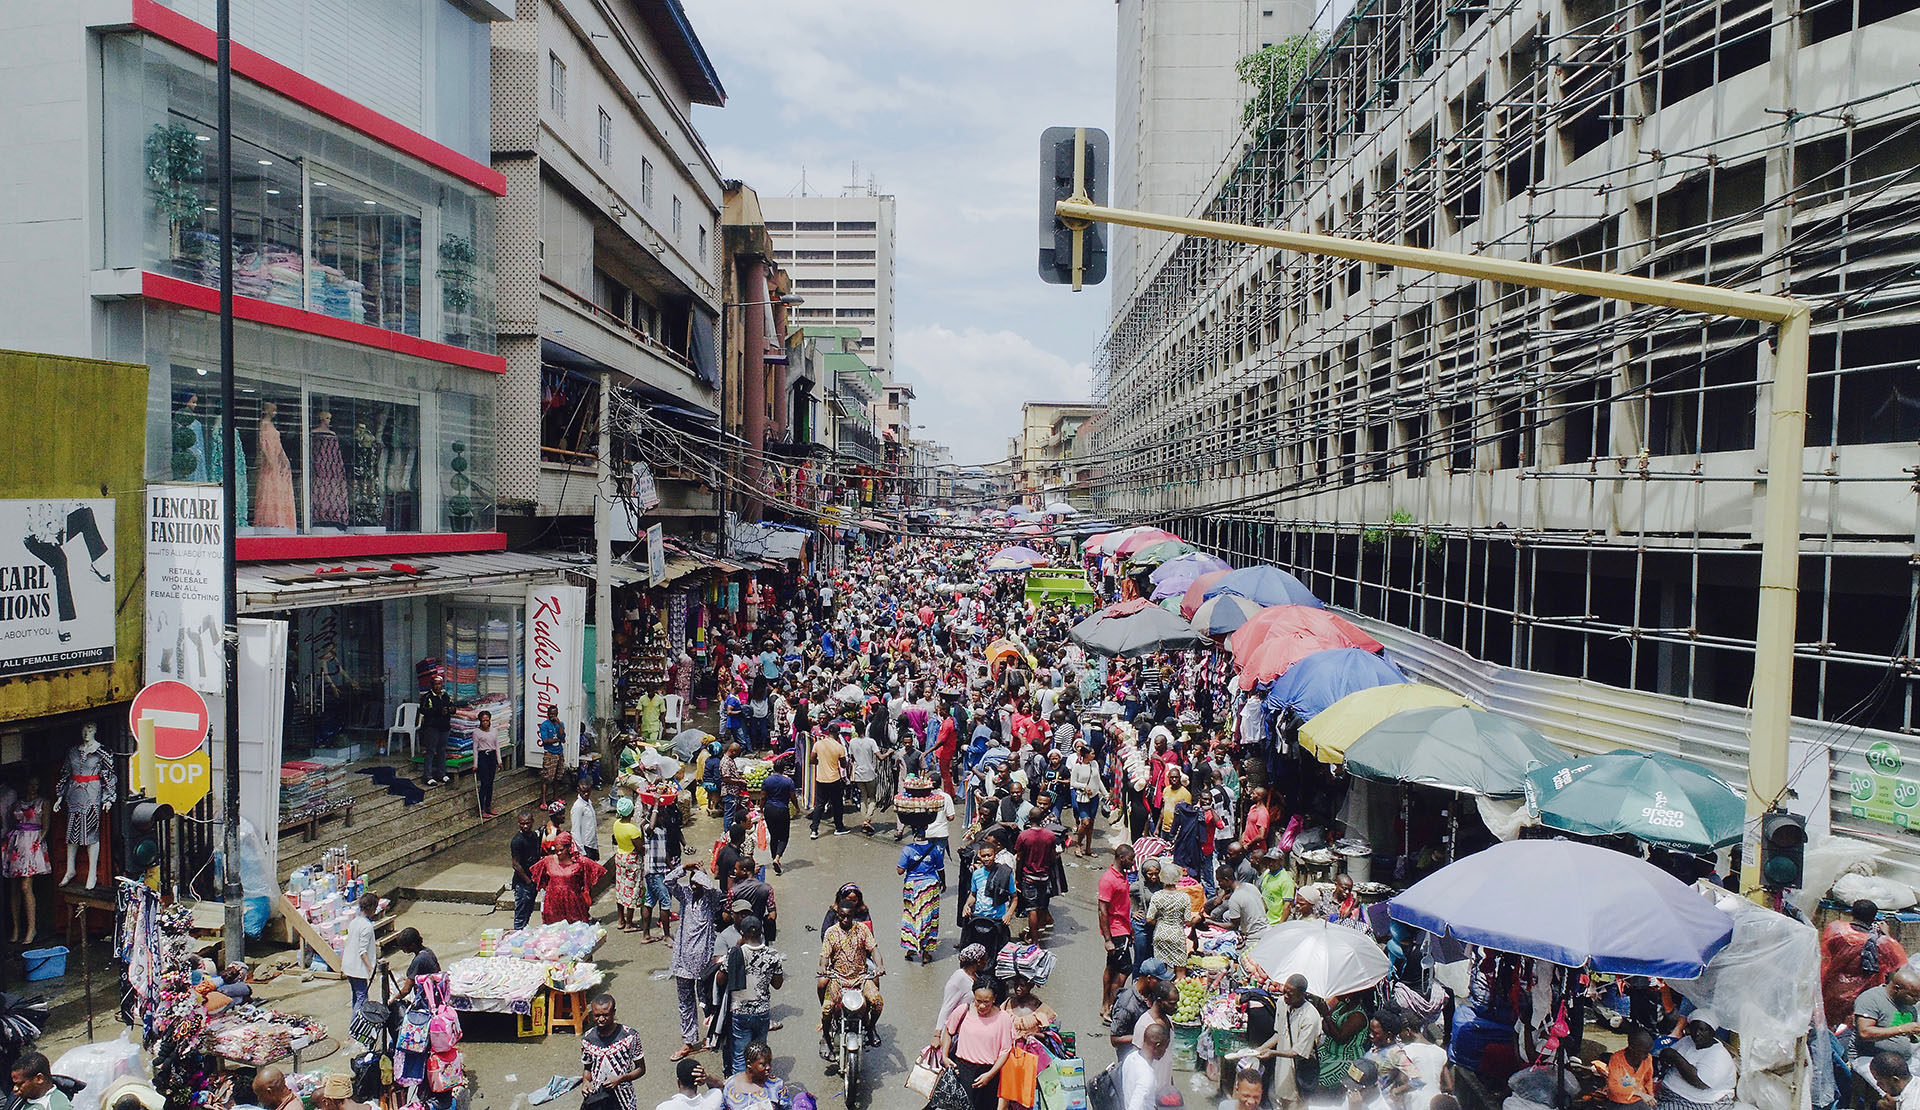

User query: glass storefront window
[104,34,494,351]
[136,306,496,536]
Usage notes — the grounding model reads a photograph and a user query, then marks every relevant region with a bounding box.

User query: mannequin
[309,409,348,527]
[55,724,117,888]
[253,400,297,529]
[4,780,49,942]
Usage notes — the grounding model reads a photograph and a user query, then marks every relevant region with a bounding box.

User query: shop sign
[632,461,661,512]
[647,524,665,586]
[144,483,225,693]
[1849,740,1920,829]
[0,498,116,678]
[525,583,587,767]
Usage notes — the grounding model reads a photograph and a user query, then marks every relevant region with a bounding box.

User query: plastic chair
[386,702,420,757]
[662,694,684,731]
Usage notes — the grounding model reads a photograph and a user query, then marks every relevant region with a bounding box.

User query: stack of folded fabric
[279,760,335,818]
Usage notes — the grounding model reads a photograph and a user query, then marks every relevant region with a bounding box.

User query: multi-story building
[720,182,800,520]
[1092,0,1920,874]
[805,327,887,502]
[490,0,727,535]
[762,193,898,375]
[1017,402,1106,505]
[1111,0,1312,309]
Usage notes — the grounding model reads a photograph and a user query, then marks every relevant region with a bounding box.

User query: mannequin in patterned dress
[5,779,50,943]
[55,724,116,888]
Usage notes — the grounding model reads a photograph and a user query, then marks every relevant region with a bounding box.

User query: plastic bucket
[1342,852,1372,883]
[22,946,67,981]
[1170,1020,1203,1071]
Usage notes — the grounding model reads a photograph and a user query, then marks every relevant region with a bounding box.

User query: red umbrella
[1233,613,1384,691]
[1230,606,1380,659]
[1085,531,1114,553]
[1113,529,1181,558]
[1180,570,1232,619]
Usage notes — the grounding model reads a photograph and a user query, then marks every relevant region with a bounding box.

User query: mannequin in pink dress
[253,400,298,529]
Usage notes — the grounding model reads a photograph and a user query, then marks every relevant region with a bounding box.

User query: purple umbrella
[1148,552,1232,599]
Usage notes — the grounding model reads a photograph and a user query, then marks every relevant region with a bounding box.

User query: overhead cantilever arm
[1064,197,1812,897]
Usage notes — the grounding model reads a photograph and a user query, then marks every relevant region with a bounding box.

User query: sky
[680,0,1116,467]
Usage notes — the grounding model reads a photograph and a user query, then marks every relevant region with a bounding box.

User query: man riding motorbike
[817,891,884,1063]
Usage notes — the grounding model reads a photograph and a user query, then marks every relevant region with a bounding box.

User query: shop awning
[553,554,710,588]
[729,521,810,561]
[238,551,576,613]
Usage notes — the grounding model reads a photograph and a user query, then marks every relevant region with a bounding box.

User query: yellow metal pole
[1064,198,1808,895]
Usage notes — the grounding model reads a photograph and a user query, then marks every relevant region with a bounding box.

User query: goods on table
[1199,994,1246,1032]
[548,962,605,994]
[1173,977,1208,1023]
[448,957,550,1006]
[278,759,346,819]
[283,851,380,957]
[204,1004,326,1066]
[477,922,605,962]
[741,761,772,792]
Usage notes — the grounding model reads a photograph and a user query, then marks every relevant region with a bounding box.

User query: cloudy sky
[681,0,1116,466]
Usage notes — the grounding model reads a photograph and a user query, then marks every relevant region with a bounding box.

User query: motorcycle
[823,984,870,1093]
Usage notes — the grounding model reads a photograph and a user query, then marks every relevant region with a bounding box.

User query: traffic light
[1760,809,1807,889]
[1038,126,1109,288]
[122,798,173,877]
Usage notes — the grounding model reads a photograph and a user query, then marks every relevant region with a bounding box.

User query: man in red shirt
[1098,843,1137,1025]
[1014,804,1062,944]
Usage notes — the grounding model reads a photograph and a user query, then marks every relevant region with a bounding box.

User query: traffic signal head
[1760,809,1807,889]
[1038,126,1109,288]
[125,798,173,875]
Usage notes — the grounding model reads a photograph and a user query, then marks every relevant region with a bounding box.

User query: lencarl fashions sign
[0,499,117,678]
[145,484,225,694]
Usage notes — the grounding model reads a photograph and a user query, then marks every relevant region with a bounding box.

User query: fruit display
[742,762,772,791]
[1173,977,1208,1023]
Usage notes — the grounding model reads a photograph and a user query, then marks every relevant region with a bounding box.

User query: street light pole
[216,0,243,967]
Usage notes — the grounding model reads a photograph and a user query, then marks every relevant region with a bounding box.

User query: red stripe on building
[237,532,508,562]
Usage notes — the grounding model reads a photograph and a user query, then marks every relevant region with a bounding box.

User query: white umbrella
[1044,501,1078,515]
[1242,919,1392,998]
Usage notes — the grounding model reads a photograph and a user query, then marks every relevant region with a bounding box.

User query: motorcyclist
[817,893,884,1062]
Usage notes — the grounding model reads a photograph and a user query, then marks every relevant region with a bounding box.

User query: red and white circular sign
[129,681,211,760]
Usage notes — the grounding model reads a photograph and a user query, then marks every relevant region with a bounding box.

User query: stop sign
[129,681,211,760]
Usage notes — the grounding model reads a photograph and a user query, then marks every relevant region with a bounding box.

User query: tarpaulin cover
[1387,839,1735,977]
[1670,893,1817,1110]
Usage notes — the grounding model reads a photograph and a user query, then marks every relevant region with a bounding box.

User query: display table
[447,955,605,1017]
[205,1005,333,1071]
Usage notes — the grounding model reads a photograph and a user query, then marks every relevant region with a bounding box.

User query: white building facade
[762,193,898,377]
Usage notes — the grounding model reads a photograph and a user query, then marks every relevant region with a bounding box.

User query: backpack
[396,1004,431,1054]
[1086,1062,1122,1110]
[425,1048,464,1093]
[423,974,462,1053]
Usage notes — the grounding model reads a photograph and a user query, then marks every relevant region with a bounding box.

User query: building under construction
[1090,0,1920,865]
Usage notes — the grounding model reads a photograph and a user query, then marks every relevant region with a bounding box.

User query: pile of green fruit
[743,764,771,790]
[1173,977,1208,1023]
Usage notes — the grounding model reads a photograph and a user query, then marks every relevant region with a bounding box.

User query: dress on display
[4,801,50,878]
[56,746,117,846]
[253,416,298,529]
[530,853,606,924]
[309,425,349,527]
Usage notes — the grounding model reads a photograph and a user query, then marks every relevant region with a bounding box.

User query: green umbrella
[1125,538,1198,571]
[1344,706,1569,798]
[1523,750,1746,851]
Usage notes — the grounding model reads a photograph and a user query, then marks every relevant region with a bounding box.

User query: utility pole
[594,370,615,767]
[216,0,243,968]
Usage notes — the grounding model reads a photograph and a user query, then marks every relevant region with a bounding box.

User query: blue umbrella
[1387,839,1735,976]
[1264,648,1407,719]
[1203,565,1324,609]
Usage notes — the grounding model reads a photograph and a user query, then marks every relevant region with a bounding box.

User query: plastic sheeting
[1670,893,1818,1110]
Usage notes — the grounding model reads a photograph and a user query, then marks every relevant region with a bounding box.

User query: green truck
[1024,569,1098,606]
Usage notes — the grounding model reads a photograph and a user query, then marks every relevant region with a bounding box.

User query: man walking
[1014,804,1060,944]
[572,781,600,861]
[580,994,644,1110]
[1124,1024,1170,1110]
[725,916,785,1076]
[1099,844,1136,1026]
[809,725,849,839]
[510,810,544,930]
[668,859,723,1062]
[418,672,457,787]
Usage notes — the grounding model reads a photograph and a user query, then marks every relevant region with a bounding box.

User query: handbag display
[998,1044,1040,1106]
[349,999,390,1046]
[395,1005,431,1054]
[425,1048,465,1094]
[906,1047,943,1098]
[424,974,463,1053]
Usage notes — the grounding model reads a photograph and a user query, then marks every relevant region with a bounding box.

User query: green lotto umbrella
[1523,749,1746,851]
[1343,706,1569,798]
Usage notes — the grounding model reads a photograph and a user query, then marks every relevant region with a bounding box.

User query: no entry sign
[129,680,210,760]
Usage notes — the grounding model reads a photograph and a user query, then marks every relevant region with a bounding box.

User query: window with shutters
[597,107,611,163]
[641,158,655,209]
[672,196,683,239]
[549,53,566,117]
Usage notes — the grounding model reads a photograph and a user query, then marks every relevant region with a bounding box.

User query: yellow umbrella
[1298,685,1473,764]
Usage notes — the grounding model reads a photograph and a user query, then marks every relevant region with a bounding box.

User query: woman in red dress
[531,833,606,924]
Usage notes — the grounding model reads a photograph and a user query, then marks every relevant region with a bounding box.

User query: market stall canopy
[1180,570,1233,619]
[1343,706,1569,798]
[855,518,891,532]
[1192,594,1269,639]
[1229,605,1372,659]
[1112,528,1183,558]
[1243,919,1393,998]
[1204,565,1324,610]
[1149,552,1233,600]
[1387,839,1736,977]
[992,545,1050,566]
[985,639,1036,669]
[1299,685,1475,764]
[1523,750,1747,851]
[1124,538,1199,571]
[1043,501,1078,515]
[1086,525,1154,555]
[1233,614,1385,691]
[1069,599,1205,657]
[1263,648,1408,720]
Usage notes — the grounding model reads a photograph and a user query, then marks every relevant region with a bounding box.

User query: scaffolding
[1088,0,1920,735]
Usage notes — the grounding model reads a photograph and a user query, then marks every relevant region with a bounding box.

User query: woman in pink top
[939,975,1015,1110]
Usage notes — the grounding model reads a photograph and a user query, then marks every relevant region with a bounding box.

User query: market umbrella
[985,639,1029,668]
[1242,920,1393,998]
[670,728,715,760]
[1179,570,1233,619]
[1124,539,1199,571]
[1299,685,1473,764]
[1191,594,1269,639]
[1069,599,1204,656]
[1204,566,1324,610]
[1113,528,1183,558]
[1158,596,1185,614]
[1087,526,1154,555]
[635,749,682,779]
[1523,750,1747,851]
[1232,613,1384,691]
[993,545,1050,566]
[1343,706,1569,798]
[1043,501,1078,516]
[1387,839,1736,976]
[855,518,891,532]
[1229,605,1370,659]
[1263,648,1408,720]
[1149,552,1233,599]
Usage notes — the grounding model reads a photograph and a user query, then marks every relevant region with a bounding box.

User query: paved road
[456,804,1127,1110]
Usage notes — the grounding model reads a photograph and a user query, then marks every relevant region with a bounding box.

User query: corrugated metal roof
[238,552,574,613]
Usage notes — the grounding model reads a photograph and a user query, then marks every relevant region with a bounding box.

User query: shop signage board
[144,483,225,693]
[0,498,116,678]
[526,583,587,768]
[647,524,665,586]
[1849,740,1920,829]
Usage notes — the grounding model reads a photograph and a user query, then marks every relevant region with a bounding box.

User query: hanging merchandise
[309,410,349,527]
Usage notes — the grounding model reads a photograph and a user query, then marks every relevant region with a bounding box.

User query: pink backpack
[423,974,462,1053]
[426,1047,464,1093]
